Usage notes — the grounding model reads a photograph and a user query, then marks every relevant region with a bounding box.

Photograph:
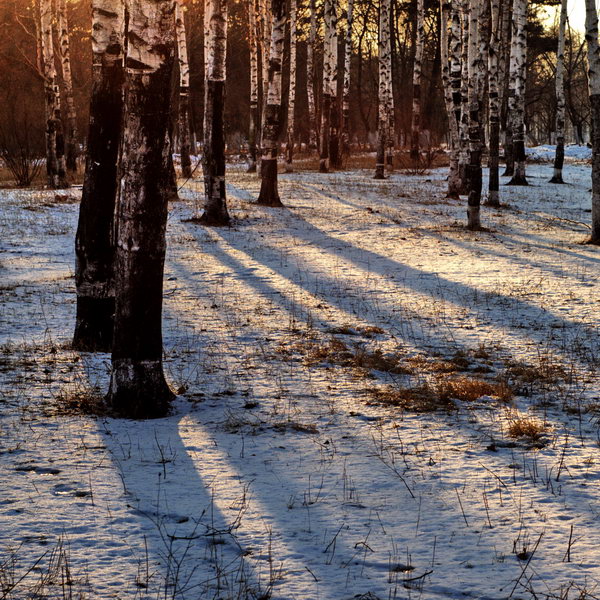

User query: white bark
[319,0,338,172]
[550,0,567,183]
[488,0,501,206]
[410,0,425,161]
[507,0,528,185]
[341,0,354,159]
[175,0,192,178]
[285,0,297,171]
[248,0,259,171]
[57,0,78,173]
[307,0,318,150]
[585,0,600,242]
[375,0,392,179]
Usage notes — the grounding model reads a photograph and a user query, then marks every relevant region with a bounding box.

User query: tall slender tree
[40,0,68,188]
[550,0,567,184]
[319,0,337,173]
[257,0,286,206]
[466,0,482,229]
[73,0,125,352]
[507,0,528,185]
[56,0,78,173]
[341,0,354,162]
[175,0,193,179]
[306,0,318,151]
[107,0,177,418]
[248,0,259,172]
[374,0,391,179]
[585,0,600,244]
[487,0,502,206]
[410,0,425,163]
[199,0,230,225]
[285,0,297,172]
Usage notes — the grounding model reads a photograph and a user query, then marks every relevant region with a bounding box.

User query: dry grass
[506,411,551,440]
[505,357,569,385]
[437,377,513,403]
[366,384,455,413]
[54,388,110,417]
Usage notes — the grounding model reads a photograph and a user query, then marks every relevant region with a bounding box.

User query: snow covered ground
[0,160,599,600]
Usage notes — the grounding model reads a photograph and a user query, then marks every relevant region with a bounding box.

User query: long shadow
[221,182,599,368]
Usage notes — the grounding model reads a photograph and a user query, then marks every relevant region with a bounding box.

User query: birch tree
[441,0,461,198]
[248,0,259,172]
[257,0,286,206]
[507,0,528,185]
[73,0,125,352]
[175,0,192,179]
[307,0,318,151]
[285,0,297,172]
[56,0,78,173]
[107,0,177,417]
[585,0,600,244]
[341,0,354,161]
[374,0,391,179]
[319,0,337,173]
[466,0,482,229]
[40,0,68,188]
[198,0,230,225]
[410,0,425,163]
[550,0,567,184]
[487,0,501,206]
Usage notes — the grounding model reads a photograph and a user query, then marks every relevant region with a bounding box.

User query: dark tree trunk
[73,1,125,352]
[106,0,176,419]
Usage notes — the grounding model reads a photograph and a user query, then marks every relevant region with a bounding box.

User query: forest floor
[1,157,599,600]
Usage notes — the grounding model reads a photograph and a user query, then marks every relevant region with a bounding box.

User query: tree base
[195,211,231,226]
[507,175,528,186]
[319,159,329,173]
[256,196,284,207]
[246,162,257,173]
[549,176,564,184]
[501,168,514,177]
[72,296,114,352]
[285,162,294,173]
[107,359,174,419]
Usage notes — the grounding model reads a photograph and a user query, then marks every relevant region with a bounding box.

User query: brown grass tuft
[366,384,456,413]
[506,412,550,440]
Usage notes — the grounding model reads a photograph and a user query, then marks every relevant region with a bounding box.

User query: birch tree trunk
[319,0,337,173]
[259,0,272,160]
[40,0,68,189]
[487,0,501,206]
[57,0,78,173]
[307,0,318,151]
[385,4,395,173]
[107,0,177,418]
[341,0,354,162]
[175,0,192,179]
[507,0,528,185]
[198,0,230,225]
[550,0,567,184]
[458,0,470,189]
[466,0,482,229]
[585,0,600,244]
[410,0,425,163]
[73,0,125,352]
[257,0,286,206]
[441,0,461,198]
[248,0,259,172]
[374,0,391,179]
[285,0,297,172]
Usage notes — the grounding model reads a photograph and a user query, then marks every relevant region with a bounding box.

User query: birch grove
[73,0,125,352]
[56,0,78,173]
[550,0,567,184]
[257,0,286,206]
[585,0,600,244]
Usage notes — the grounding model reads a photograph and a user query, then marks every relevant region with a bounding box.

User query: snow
[0,160,599,599]
[526,144,592,163]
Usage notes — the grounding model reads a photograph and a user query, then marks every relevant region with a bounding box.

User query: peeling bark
[73,0,125,352]
[341,0,354,163]
[375,0,392,179]
[307,0,318,151]
[248,0,259,172]
[410,0,424,163]
[487,0,501,206]
[107,0,177,418]
[319,0,337,173]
